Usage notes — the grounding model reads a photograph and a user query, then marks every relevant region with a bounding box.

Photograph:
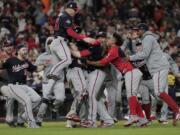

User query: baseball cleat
[113,118,118,123]
[36,122,42,127]
[158,119,168,125]
[65,120,77,128]
[28,121,40,128]
[172,109,180,126]
[124,115,139,127]
[150,115,156,121]
[66,113,80,122]
[17,123,26,128]
[98,122,114,128]
[136,118,148,127]
[80,120,97,128]
[6,121,16,128]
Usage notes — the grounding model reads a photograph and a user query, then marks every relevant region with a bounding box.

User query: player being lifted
[36,1,95,126]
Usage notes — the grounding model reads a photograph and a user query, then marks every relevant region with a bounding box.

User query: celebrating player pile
[0,1,180,129]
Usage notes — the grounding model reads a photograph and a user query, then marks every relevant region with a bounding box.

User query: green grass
[0,121,180,135]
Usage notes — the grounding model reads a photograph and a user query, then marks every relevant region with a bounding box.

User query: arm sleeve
[88,40,101,46]
[80,49,91,57]
[67,28,87,40]
[99,48,118,65]
[121,39,130,51]
[166,53,179,74]
[130,36,153,61]
[34,54,45,66]
[2,60,10,69]
[27,61,37,72]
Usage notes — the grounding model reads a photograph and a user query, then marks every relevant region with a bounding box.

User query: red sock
[136,101,145,118]
[159,92,179,113]
[128,96,138,115]
[142,103,151,120]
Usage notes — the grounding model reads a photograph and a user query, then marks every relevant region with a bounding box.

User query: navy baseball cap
[136,23,148,31]
[3,40,13,47]
[16,44,27,52]
[66,1,78,11]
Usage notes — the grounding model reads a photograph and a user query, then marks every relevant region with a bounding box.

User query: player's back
[54,12,73,39]
[142,31,169,74]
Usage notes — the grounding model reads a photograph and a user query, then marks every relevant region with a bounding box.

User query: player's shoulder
[142,31,158,41]
[59,12,71,19]
[109,46,118,52]
[6,56,17,62]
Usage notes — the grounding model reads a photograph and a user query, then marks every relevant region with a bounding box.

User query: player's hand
[83,37,96,44]
[125,56,130,61]
[69,42,78,51]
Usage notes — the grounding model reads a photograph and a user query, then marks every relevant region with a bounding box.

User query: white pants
[1,84,41,123]
[43,80,65,102]
[49,36,72,76]
[86,69,106,123]
[125,69,142,98]
[152,69,169,96]
[138,79,154,104]
[66,67,87,115]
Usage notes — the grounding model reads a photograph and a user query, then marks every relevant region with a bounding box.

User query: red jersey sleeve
[66,28,87,40]
[99,47,118,65]
[80,49,91,57]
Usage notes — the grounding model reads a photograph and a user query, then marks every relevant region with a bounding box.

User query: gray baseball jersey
[130,31,170,75]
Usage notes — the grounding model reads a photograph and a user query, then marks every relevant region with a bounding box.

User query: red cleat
[66,113,80,122]
[173,110,180,126]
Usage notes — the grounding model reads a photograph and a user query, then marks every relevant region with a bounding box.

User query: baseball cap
[16,44,27,52]
[66,1,78,11]
[136,23,148,31]
[2,40,13,47]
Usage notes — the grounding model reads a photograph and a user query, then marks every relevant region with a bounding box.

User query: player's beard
[21,53,28,60]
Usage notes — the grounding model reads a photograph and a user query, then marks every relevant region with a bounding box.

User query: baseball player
[70,32,115,128]
[0,44,41,128]
[128,23,180,126]
[0,40,16,126]
[104,64,123,122]
[0,40,27,127]
[151,52,180,124]
[35,37,66,126]
[65,40,89,127]
[132,42,155,122]
[87,32,148,127]
[40,1,94,120]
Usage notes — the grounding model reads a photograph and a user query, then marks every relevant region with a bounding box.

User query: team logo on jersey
[12,63,29,72]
